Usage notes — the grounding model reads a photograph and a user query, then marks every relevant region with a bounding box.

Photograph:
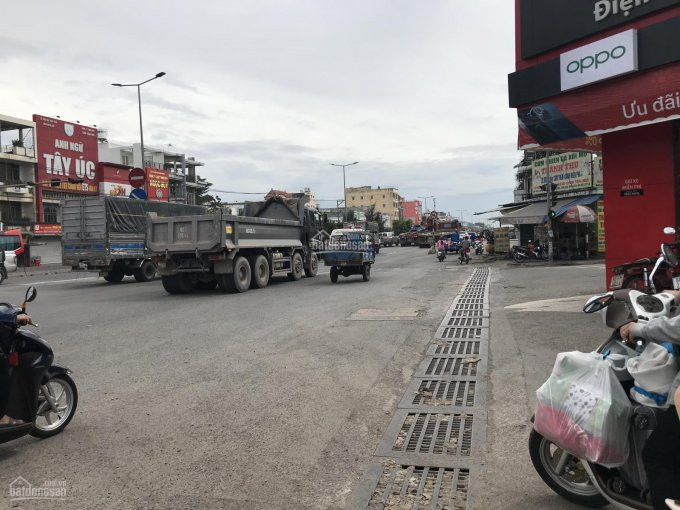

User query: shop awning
[552,194,601,218]
[492,199,574,226]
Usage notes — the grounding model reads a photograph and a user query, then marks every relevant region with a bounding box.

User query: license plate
[610,274,624,288]
[673,276,680,290]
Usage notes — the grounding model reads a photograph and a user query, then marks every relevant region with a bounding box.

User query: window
[383,194,385,199]
[351,196,355,201]
[0,234,21,251]
[121,154,131,166]
[360,196,363,200]
[370,195,373,199]
[0,201,22,221]
[0,163,21,185]
[43,204,58,224]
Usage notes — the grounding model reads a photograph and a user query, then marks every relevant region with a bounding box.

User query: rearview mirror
[24,286,37,303]
[664,227,676,235]
[662,243,679,268]
[583,294,613,313]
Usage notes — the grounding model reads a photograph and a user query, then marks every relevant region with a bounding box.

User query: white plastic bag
[627,342,679,408]
[534,351,632,467]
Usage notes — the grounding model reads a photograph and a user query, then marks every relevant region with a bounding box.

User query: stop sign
[128,168,146,189]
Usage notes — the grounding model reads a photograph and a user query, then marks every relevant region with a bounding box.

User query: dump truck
[62,196,206,282]
[147,196,324,294]
[415,216,461,248]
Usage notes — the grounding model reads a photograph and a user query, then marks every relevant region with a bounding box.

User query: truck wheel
[194,278,217,291]
[219,256,251,293]
[330,266,338,283]
[104,268,125,282]
[250,255,270,289]
[362,264,371,282]
[304,253,318,277]
[288,252,304,281]
[134,260,157,282]
[162,274,192,294]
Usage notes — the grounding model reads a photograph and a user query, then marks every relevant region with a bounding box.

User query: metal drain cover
[415,356,486,379]
[367,464,469,509]
[376,411,475,459]
[428,340,481,356]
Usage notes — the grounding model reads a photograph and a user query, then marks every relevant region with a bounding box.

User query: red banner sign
[33,115,99,193]
[518,65,680,150]
[146,168,169,202]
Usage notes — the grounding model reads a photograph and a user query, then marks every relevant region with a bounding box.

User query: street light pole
[418,196,434,213]
[330,161,358,221]
[112,72,166,169]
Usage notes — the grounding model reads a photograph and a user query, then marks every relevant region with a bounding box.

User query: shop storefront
[509,1,680,283]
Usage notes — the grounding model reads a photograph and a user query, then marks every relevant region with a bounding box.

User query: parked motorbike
[0,287,78,444]
[610,228,680,292]
[529,234,679,509]
[513,241,549,263]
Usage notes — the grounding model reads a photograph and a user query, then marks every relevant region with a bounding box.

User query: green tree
[392,219,413,234]
[195,176,223,211]
[364,204,386,232]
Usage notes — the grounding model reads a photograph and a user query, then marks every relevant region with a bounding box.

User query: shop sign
[101,181,132,197]
[532,152,594,194]
[621,177,644,196]
[519,0,679,59]
[32,115,99,193]
[597,200,606,252]
[519,64,680,149]
[146,168,169,202]
[34,223,62,235]
[560,30,638,91]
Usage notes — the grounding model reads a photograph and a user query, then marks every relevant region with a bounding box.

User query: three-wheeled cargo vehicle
[324,229,375,283]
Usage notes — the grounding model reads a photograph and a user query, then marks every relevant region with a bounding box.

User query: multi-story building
[345,186,402,220]
[98,134,208,205]
[0,114,37,230]
[401,199,422,225]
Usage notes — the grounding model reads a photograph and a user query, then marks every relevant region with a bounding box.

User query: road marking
[5,276,99,287]
[504,294,594,313]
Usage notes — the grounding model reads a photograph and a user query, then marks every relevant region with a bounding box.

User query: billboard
[146,168,169,202]
[99,163,132,197]
[33,115,99,193]
[531,151,595,193]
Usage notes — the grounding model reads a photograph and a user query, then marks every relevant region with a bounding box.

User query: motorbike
[474,240,484,255]
[0,287,78,444]
[610,229,680,292]
[513,241,549,262]
[529,230,679,509]
[459,248,470,265]
[436,247,446,262]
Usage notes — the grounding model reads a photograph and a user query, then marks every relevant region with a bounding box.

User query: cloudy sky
[2,0,519,222]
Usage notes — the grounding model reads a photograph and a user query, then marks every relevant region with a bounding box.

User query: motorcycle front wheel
[31,374,78,438]
[528,429,606,508]
[513,251,524,263]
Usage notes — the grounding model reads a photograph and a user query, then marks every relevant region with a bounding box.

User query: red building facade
[509,1,680,286]
[401,200,422,225]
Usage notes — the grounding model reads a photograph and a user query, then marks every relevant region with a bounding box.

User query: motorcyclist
[460,235,471,259]
[620,293,680,510]
[0,304,31,426]
[435,237,446,253]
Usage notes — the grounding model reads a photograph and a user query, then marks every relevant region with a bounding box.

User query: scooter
[474,241,484,255]
[459,249,470,265]
[437,248,446,262]
[513,241,549,262]
[0,287,78,444]
[529,229,679,509]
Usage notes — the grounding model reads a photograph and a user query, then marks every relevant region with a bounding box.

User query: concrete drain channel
[357,267,490,509]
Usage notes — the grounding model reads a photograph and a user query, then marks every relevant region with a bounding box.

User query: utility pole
[330,161,358,221]
[545,151,554,261]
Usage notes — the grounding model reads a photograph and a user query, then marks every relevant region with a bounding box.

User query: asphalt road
[0,247,474,509]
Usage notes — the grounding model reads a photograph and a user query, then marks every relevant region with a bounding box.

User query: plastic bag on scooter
[534,351,632,467]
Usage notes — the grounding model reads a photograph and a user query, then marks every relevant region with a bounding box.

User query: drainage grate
[449,301,489,316]
[420,356,481,378]
[441,316,489,328]
[437,327,486,340]
[430,340,480,355]
[448,308,489,318]
[391,412,474,457]
[410,379,477,407]
[367,464,469,509]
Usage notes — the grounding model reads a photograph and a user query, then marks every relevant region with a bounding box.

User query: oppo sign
[560,29,638,91]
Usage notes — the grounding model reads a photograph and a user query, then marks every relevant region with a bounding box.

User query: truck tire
[217,256,251,293]
[330,266,338,283]
[304,253,318,277]
[162,274,192,294]
[194,278,217,291]
[134,260,157,282]
[288,252,304,281]
[249,255,270,289]
[104,268,125,282]
[362,264,371,282]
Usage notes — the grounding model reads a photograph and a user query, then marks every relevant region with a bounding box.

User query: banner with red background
[145,168,169,202]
